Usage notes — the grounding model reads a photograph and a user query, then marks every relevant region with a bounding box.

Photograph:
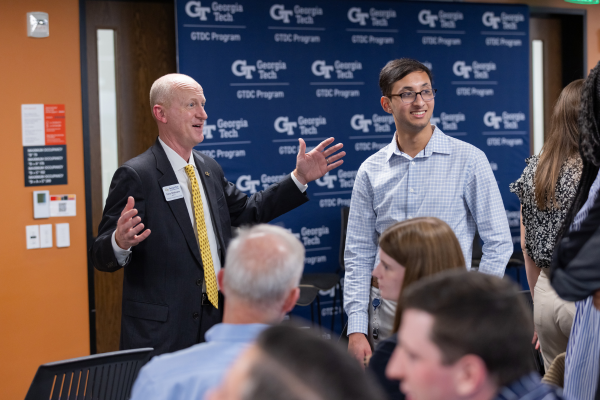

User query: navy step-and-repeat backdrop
[176,0,529,332]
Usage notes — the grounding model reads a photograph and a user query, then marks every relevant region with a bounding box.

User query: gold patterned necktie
[184,164,218,309]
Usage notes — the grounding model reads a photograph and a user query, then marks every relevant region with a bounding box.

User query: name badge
[163,184,184,201]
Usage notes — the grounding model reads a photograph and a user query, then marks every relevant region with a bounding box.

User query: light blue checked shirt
[130,323,267,400]
[344,128,512,335]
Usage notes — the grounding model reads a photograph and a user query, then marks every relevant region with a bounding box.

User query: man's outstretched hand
[293,137,345,185]
[115,196,151,250]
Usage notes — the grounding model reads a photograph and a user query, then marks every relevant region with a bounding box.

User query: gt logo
[311,60,334,79]
[315,172,337,189]
[203,124,216,139]
[274,117,297,135]
[347,7,369,26]
[418,10,438,28]
[452,61,472,79]
[483,112,502,129]
[185,1,211,21]
[482,12,501,29]
[350,114,373,133]
[231,60,256,79]
[236,175,260,194]
[270,4,293,23]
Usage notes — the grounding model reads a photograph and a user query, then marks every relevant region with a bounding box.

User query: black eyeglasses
[388,89,437,104]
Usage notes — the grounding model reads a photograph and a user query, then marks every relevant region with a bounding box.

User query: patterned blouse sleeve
[509,157,534,204]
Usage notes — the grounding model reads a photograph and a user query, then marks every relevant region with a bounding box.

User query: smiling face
[160,77,208,150]
[381,71,434,137]
[386,309,458,400]
[372,248,406,301]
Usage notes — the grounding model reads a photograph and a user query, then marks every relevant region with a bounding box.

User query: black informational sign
[23,145,68,186]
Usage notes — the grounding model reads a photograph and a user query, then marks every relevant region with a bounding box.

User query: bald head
[223,225,305,308]
[149,73,201,118]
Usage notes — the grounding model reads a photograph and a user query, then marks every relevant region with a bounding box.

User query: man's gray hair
[224,224,304,307]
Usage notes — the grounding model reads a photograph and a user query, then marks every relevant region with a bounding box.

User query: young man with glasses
[344,59,512,363]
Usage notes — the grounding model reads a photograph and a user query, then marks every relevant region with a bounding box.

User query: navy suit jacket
[90,139,308,354]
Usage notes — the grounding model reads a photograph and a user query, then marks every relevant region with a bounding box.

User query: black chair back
[25,347,153,400]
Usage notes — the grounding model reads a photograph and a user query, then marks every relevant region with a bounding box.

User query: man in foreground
[387,271,563,400]
[130,224,304,400]
[90,73,345,355]
[345,58,512,361]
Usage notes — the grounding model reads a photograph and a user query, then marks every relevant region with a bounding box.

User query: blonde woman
[368,217,466,399]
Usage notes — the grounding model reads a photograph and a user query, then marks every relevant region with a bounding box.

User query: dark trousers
[197,292,224,343]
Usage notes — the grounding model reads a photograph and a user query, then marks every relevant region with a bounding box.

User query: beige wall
[0,1,89,399]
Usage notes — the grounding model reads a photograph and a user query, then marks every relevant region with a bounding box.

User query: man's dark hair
[402,270,534,387]
[379,58,433,97]
[242,325,386,400]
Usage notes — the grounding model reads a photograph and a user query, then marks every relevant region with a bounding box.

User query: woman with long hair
[367,217,465,400]
[510,79,583,370]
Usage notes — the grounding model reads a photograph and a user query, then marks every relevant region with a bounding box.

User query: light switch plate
[40,224,53,248]
[56,223,70,248]
[27,12,49,38]
[26,225,40,249]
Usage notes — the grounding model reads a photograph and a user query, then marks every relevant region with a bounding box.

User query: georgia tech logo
[203,124,216,139]
[315,172,337,189]
[231,60,256,79]
[484,111,526,129]
[185,1,211,21]
[351,115,372,133]
[274,117,297,135]
[483,112,503,129]
[236,175,260,194]
[350,114,394,133]
[270,4,293,23]
[348,7,369,25]
[311,60,335,79]
[453,61,496,79]
[311,60,362,79]
[453,61,472,79]
[418,10,438,28]
[482,12,501,29]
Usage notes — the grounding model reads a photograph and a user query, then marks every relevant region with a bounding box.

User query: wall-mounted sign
[22,104,66,146]
[23,145,67,186]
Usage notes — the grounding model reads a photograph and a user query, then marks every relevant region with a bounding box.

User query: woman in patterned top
[510,79,583,370]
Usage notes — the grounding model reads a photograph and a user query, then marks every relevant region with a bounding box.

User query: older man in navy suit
[90,73,345,355]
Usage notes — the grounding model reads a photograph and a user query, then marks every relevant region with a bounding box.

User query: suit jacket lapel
[152,139,203,267]
[193,151,225,255]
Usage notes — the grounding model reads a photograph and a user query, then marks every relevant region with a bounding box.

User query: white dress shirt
[111,137,307,289]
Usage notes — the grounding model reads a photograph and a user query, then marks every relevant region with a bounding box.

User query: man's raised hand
[115,196,151,250]
[293,137,346,185]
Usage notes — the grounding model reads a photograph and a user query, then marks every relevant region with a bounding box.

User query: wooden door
[85,0,176,353]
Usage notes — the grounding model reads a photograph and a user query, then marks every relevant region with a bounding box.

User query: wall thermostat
[33,190,50,219]
[27,12,49,38]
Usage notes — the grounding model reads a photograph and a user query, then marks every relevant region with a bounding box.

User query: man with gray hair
[130,224,304,400]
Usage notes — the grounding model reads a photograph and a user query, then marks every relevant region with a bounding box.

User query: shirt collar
[494,372,550,400]
[158,136,195,172]
[385,125,452,162]
[205,323,269,343]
